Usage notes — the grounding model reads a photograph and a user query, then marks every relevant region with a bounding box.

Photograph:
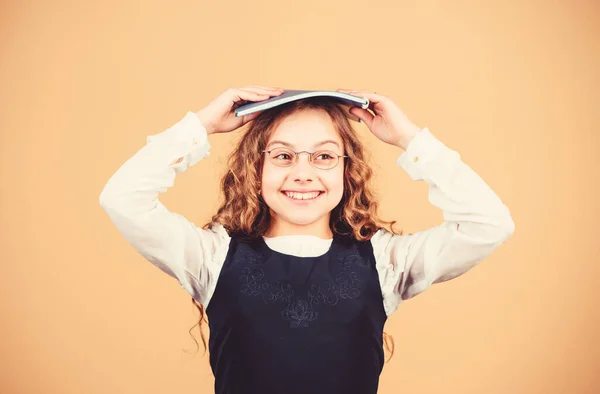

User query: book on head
[234,89,369,118]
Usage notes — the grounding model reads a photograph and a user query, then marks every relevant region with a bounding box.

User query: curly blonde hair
[189,97,402,363]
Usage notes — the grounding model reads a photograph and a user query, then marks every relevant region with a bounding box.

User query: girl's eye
[316,153,334,160]
[270,149,295,161]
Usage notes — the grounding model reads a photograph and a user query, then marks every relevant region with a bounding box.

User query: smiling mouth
[281,191,325,201]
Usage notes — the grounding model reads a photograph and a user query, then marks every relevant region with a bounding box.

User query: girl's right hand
[195,86,284,135]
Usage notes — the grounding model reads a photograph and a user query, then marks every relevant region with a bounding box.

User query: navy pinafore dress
[205,232,388,394]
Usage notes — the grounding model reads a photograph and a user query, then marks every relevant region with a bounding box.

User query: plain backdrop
[1,0,599,393]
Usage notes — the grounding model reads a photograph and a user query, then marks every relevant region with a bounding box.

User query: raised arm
[334,88,514,316]
[99,111,230,305]
[372,128,515,316]
[99,87,285,306]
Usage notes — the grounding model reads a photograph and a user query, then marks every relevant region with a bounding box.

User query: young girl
[99,86,514,394]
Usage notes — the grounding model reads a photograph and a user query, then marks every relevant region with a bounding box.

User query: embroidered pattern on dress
[237,244,369,328]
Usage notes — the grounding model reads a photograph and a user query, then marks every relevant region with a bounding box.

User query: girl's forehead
[267,111,342,147]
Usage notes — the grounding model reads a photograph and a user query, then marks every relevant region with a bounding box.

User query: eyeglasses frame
[261,148,349,170]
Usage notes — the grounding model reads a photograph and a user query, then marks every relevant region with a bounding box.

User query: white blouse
[99,111,515,317]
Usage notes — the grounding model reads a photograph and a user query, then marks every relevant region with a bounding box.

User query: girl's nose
[291,152,316,179]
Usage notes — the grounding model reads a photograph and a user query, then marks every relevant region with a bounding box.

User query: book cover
[234,89,370,118]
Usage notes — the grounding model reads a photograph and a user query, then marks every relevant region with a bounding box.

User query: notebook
[234,89,370,118]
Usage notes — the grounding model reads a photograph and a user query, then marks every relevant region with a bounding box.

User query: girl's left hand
[336,89,422,150]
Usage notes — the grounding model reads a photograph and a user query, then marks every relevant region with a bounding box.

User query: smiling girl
[99,86,514,394]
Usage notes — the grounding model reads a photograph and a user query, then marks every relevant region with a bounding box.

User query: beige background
[1,0,599,393]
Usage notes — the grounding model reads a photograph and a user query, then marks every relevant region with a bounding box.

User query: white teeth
[284,191,321,200]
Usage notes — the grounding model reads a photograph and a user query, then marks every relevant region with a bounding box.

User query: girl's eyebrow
[266,139,340,149]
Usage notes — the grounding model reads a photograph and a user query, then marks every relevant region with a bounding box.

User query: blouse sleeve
[371,128,515,316]
[99,111,230,307]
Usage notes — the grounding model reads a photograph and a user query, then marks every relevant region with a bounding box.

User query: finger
[337,89,384,106]
[235,86,279,97]
[231,89,271,104]
[343,106,361,123]
[245,86,284,93]
[346,90,384,102]
[240,87,284,98]
[240,87,280,95]
[350,107,375,128]
[354,92,385,115]
[247,85,283,90]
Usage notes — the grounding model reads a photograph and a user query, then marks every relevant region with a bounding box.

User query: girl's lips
[281,191,324,204]
[281,190,324,193]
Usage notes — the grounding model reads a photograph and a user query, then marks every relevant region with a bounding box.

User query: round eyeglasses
[262,148,348,170]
